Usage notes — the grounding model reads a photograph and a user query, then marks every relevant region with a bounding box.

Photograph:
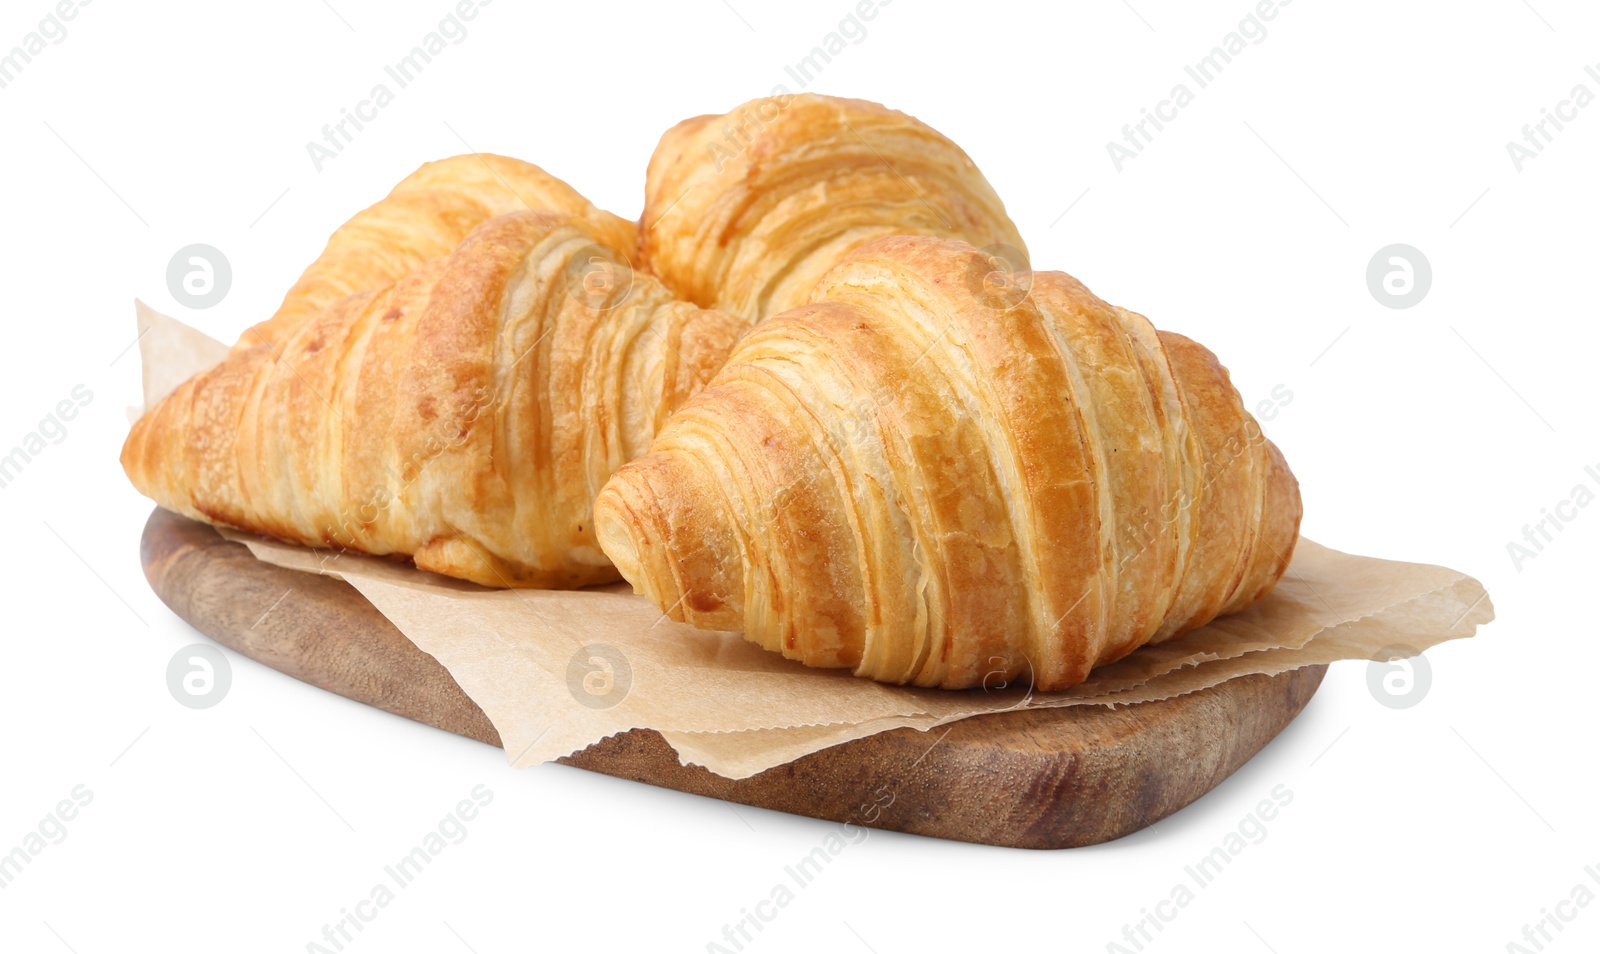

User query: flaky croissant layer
[124,211,748,587]
[240,154,637,354]
[595,237,1302,690]
[642,93,1026,323]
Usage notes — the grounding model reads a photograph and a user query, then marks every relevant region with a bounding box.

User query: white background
[1,1,1595,951]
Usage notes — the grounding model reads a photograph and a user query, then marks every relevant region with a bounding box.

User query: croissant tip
[593,484,647,596]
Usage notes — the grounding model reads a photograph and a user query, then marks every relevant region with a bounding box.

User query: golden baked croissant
[593,236,1302,690]
[641,93,1026,322]
[125,211,748,587]
[241,154,636,352]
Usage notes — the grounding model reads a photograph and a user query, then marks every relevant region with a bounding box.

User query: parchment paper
[132,299,229,410]
[134,304,1494,779]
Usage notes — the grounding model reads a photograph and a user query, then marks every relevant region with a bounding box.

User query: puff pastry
[641,94,1025,322]
[124,211,748,587]
[593,236,1302,690]
[241,154,636,352]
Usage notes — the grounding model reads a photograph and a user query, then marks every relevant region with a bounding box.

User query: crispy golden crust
[124,211,748,588]
[640,94,1025,322]
[593,237,1302,690]
[240,155,637,353]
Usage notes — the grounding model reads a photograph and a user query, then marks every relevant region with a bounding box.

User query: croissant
[593,236,1302,690]
[240,154,636,352]
[124,211,748,587]
[641,93,1026,322]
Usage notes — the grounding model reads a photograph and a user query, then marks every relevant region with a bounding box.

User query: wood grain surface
[140,507,1326,849]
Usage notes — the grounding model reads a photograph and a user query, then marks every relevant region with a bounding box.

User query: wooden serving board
[140,507,1325,849]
